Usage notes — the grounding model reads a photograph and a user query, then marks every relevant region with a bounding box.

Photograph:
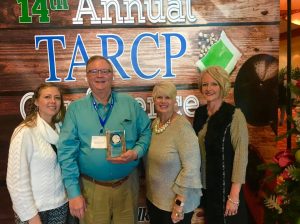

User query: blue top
[58,92,151,199]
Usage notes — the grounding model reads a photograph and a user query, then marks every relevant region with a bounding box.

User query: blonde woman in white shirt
[6,83,69,224]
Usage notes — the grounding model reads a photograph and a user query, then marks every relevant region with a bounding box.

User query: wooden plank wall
[0,0,279,223]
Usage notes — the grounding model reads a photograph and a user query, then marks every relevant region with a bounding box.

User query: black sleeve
[193,105,208,135]
[193,107,201,134]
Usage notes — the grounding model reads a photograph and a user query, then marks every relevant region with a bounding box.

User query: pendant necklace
[154,118,171,134]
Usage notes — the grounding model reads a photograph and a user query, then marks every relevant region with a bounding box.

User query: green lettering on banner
[16,0,32,23]
[50,0,69,10]
[32,0,50,23]
[17,0,69,24]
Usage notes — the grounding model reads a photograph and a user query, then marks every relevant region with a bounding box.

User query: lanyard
[92,93,114,134]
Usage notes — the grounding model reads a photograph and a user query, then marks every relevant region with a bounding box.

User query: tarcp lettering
[35,32,187,82]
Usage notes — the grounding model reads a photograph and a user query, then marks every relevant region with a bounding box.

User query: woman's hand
[171,195,185,223]
[224,195,239,216]
[225,182,241,216]
[28,214,42,224]
[171,205,184,223]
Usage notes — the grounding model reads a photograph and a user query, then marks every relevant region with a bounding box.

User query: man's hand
[69,195,87,219]
[107,150,138,163]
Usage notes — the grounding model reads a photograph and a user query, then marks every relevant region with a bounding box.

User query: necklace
[154,118,171,134]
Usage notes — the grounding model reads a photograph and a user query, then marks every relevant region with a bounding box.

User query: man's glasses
[87,69,112,75]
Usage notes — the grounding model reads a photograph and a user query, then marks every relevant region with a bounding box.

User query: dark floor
[0,182,14,224]
[0,174,259,224]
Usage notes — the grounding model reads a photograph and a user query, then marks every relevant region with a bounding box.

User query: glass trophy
[106,130,126,158]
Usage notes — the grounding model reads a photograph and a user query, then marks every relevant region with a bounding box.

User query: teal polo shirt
[58,92,151,199]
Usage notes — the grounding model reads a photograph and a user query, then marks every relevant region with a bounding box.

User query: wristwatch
[175,198,184,207]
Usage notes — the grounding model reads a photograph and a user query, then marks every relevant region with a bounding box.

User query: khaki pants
[80,169,139,224]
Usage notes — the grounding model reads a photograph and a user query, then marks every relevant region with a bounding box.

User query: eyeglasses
[87,69,112,75]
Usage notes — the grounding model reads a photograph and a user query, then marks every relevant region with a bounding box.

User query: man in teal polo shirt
[58,55,151,224]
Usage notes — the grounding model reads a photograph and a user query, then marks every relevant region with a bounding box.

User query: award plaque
[106,130,126,158]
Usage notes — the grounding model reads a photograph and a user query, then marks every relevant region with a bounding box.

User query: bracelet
[227,195,239,205]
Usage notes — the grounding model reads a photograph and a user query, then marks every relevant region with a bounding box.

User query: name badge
[91,136,107,149]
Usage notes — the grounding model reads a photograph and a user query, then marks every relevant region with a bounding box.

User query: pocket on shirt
[121,119,138,148]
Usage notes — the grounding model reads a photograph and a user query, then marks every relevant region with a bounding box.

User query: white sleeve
[6,127,39,221]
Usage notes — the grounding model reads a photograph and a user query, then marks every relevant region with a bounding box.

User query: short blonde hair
[152,81,177,100]
[198,66,230,98]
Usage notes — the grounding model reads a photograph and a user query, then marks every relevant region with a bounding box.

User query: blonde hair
[198,66,231,98]
[152,81,177,100]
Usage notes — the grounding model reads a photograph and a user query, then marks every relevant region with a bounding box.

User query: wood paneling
[0,26,279,92]
[0,1,280,222]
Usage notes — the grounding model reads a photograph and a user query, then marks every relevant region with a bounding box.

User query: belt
[81,174,129,188]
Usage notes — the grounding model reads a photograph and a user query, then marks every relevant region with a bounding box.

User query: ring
[175,212,183,217]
